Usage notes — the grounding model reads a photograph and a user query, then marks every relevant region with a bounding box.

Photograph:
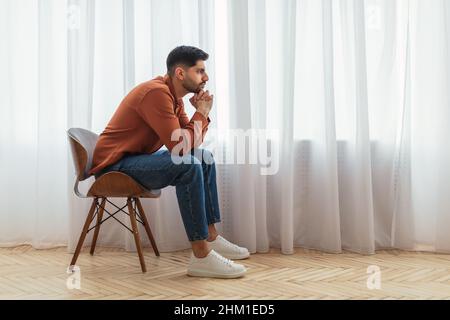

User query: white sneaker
[187,250,247,279]
[208,235,250,260]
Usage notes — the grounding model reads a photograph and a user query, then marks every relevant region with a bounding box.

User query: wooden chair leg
[90,197,106,255]
[135,197,160,257]
[70,198,98,268]
[127,198,146,273]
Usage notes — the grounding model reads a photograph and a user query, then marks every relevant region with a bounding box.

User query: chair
[67,128,160,273]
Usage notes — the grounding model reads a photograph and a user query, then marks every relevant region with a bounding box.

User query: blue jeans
[95,148,221,241]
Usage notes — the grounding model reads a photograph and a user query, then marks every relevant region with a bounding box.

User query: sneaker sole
[187,269,247,279]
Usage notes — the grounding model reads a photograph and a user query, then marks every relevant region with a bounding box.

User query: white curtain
[1,0,450,255]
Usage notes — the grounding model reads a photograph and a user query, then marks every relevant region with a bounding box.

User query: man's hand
[190,90,213,118]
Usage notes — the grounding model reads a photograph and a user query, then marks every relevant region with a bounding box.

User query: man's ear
[174,66,185,80]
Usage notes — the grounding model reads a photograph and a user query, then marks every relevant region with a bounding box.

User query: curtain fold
[1,0,450,255]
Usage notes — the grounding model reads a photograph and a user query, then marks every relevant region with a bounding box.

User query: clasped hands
[189,90,213,118]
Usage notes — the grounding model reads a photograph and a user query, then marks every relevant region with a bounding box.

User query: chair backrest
[67,128,99,181]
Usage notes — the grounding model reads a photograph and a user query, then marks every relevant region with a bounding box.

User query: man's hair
[166,45,209,76]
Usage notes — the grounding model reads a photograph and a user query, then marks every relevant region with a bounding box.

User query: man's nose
[203,73,209,82]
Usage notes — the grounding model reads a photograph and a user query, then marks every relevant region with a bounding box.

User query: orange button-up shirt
[89,75,210,175]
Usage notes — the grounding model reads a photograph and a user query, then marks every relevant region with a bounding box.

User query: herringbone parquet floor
[1,246,449,299]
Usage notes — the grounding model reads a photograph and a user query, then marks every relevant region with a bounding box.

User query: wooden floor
[1,245,449,299]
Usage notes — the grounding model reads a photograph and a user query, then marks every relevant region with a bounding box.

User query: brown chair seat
[88,171,161,198]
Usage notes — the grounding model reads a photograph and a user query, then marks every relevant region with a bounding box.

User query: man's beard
[182,80,205,93]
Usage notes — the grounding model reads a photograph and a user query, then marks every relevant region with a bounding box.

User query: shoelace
[213,252,234,267]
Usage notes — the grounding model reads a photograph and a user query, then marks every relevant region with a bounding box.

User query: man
[90,46,249,279]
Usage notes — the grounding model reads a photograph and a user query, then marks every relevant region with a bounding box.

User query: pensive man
[90,45,249,279]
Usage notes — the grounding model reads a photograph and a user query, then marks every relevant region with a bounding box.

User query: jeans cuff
[208,218,221,225]
[188,234,209,242]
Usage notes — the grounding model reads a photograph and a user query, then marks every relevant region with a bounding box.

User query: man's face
[180,60,209,93]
